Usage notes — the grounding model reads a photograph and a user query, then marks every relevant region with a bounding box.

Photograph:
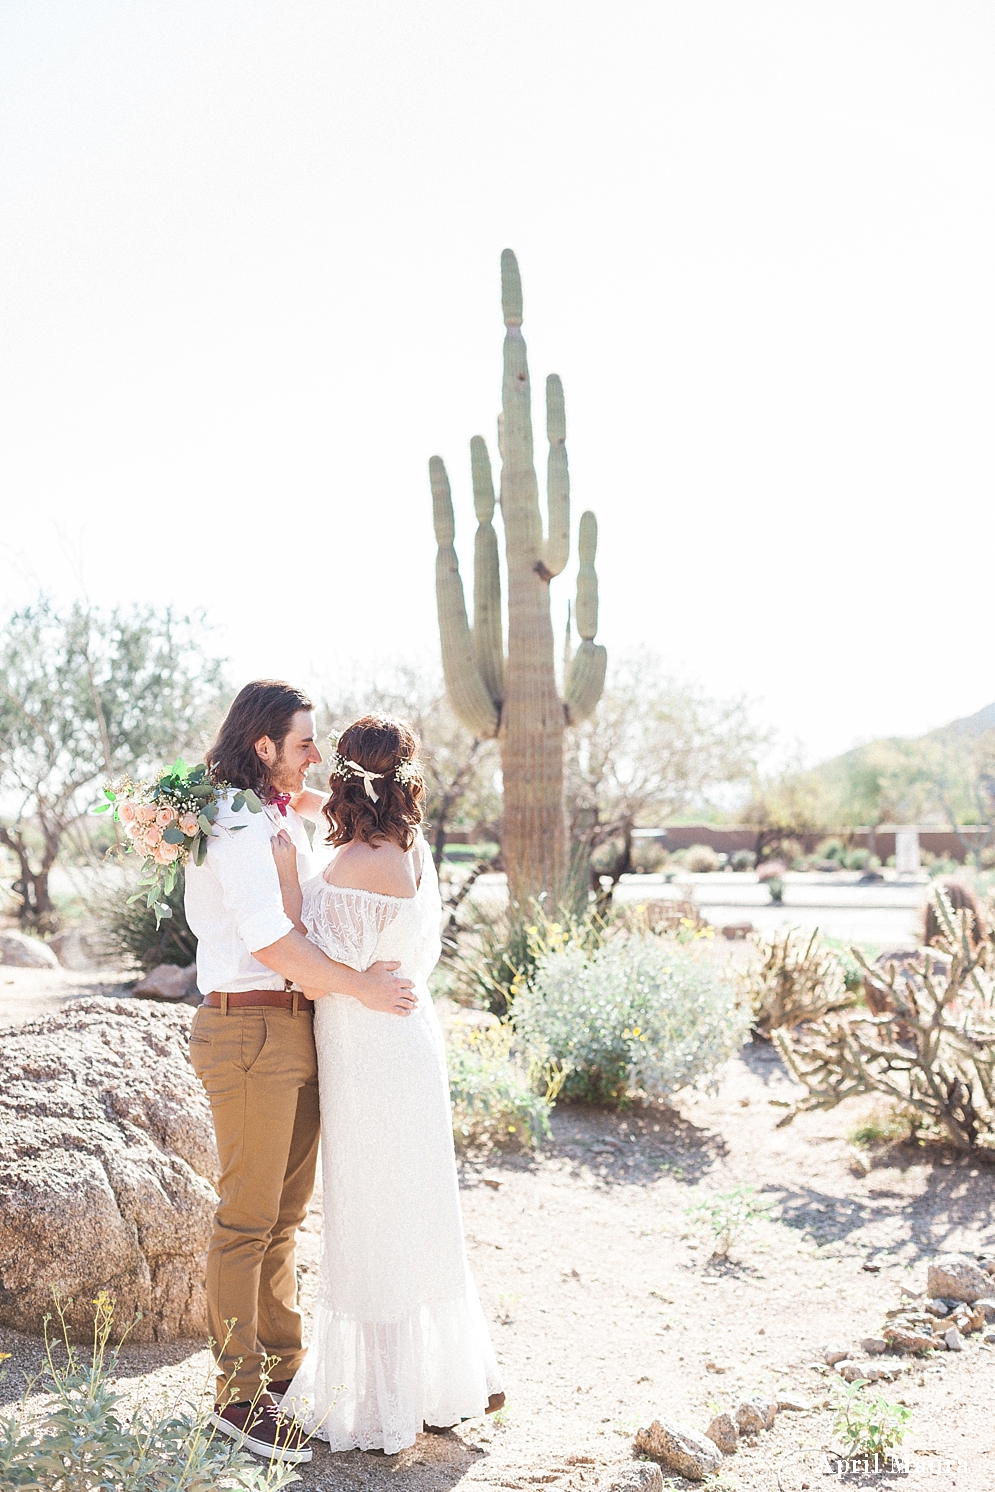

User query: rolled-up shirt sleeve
[208,816,294,953]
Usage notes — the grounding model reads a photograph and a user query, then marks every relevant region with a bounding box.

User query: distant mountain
[932,701,995,741]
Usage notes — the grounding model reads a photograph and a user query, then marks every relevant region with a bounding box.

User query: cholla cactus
[774,892,995,1149]
[430,250,607,904]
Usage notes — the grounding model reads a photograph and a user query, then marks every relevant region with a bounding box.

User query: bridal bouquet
[95,759,262,924]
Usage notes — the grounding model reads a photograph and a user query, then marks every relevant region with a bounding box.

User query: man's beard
[267,750,306,796]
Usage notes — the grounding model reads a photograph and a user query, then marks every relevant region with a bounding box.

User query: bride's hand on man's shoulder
[271,829,300,882]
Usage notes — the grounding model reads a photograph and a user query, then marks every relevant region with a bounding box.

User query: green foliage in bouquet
[96,760,262,926]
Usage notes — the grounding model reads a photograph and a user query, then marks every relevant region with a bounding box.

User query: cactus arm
[470,435,505,708]
[429,455,500,738]
[564,510,607,724]
[499,249,542,558]
[541,374,570,579]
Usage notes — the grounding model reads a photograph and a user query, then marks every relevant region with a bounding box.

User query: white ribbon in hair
[345,759,384,802]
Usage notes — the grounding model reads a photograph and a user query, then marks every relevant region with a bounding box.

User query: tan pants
[189,1006,320,1402]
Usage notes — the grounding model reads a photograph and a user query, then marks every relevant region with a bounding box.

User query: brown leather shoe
[209,1401,312,1464]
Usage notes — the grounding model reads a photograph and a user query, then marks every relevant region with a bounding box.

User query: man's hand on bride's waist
[355,960,417,1017]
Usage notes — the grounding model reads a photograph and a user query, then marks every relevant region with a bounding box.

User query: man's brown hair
[206,680,314,794]
[323,716,424,852]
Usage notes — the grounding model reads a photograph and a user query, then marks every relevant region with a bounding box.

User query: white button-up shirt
[184,793,314,995]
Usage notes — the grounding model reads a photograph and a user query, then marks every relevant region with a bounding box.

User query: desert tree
[0,597,226,927]
[566,650,768,898]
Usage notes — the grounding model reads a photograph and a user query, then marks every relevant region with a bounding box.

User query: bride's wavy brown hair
[323,715,425,851]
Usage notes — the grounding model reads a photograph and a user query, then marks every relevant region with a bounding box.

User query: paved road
[462,870,932,950]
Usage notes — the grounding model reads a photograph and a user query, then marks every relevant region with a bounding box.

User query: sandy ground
[1,973,993,1491]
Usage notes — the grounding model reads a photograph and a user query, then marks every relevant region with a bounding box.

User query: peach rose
[136,804,156,824]
[155,807,177,828]
[119,802,137,825]
[144,826,163,849]
[178,812,200,838]
[153,842,180,864]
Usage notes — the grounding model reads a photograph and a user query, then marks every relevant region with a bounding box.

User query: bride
[270,713,504,1454]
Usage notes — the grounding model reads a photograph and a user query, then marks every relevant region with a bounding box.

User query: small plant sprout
[685,1185,772,1258]
[829,1375,912,1458]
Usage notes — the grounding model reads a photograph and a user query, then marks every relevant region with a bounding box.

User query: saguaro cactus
[429,250,607,906]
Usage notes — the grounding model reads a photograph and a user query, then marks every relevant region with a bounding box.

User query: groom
[186,679,417,1464]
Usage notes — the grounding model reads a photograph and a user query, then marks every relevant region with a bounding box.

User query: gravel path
[2,1030,993,1489]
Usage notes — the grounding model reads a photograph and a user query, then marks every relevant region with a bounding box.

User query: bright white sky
[1,2,992,765]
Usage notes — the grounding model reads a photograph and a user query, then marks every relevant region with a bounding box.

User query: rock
[776,1396,812,1412]
[0,931,58,968]
[839,1360,895,1383]
[603,1465,663,1492]
[975,1297,995,1322]
[861,1337,888,1355]
[721,922,754,940]
[633,1418,722,1481]
[981,1258,995,1275]
[704,1413,738,1454]
[133,963,200,1004]
[734,1401,766,1436]
[924,1299,949,1317]
[48,927,107,971]
[951,1305,985,1334]
[984,1330,995,1345]
[944,1326,964,1352]
[0,1000,218,1342]
[927,1254,989,1304]
[883,1322,936,1354]
[822,1343,851,1365]
[705,1360,732,1373]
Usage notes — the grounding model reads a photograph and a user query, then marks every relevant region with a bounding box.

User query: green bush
[512,934,750,1106]
[0,1293,299,1490]
[92,868,196,970]
[684,843,720,874]
[446,899,610,1015]
[446,1021,557,1146]
[730,848,756,872]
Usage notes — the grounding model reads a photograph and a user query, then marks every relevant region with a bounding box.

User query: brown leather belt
[201,989,313,1015]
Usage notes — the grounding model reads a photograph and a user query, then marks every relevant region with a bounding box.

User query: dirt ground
[1,975,994,1490]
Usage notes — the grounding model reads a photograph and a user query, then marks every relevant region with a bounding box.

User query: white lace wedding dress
[282,837,503,1453]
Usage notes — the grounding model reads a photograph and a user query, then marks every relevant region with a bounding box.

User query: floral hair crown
[327,748,421,804]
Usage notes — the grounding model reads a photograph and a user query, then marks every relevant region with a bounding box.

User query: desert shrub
[685,1184,772,1257]
[829,1376,912,1459]
[923,878,987,949]
[927,856,961,878]
[684,843,720,874]
[744,928,856,1037]
[91,867,196,970]
[730,848,756,872]
[816,838,845,863]
[0,1293,299,1490]
[630,839,666,874]
[512,934,749,1106]
[446,899,610,1015]
[844,847,870,871]
[446,1022,559,1147]
[776,890,995,1150]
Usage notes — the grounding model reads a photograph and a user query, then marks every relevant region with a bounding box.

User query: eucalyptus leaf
[103,787,116,800]
[198,813,213,835]
[92,802,111,814]
[195,834,209,866]
[162,827,185,845]
[231,792,246,814]
[243,789,263,813]
[203,801,218,821]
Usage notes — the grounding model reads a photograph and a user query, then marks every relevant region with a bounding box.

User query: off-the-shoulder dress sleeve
[301,877,403,971]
